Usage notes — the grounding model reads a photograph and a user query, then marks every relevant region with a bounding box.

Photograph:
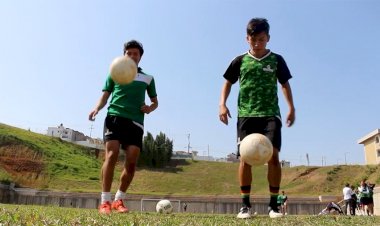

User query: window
[376,136,379,143]
[378,149,380,157]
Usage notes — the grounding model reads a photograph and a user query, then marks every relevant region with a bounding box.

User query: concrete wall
[0,185,338,215]
[373,186,380,215]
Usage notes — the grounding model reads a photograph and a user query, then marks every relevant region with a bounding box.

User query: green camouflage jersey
[277,194,288,205]
[223,51,292,118]
[103,67,157,126]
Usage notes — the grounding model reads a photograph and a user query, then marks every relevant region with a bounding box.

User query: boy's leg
[237,160,252,218]
[267,148,281,202]
[239,160,252,207]
[102,140,120,192]
[99,140,120,214]
[119,145,140,191]
[267,148,283,217]
[112,145,140,213]
[263,117,282,217]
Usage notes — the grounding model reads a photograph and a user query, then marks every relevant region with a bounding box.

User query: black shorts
[237,116,282,157]
[103,115,144,150]
[360,197,371,205]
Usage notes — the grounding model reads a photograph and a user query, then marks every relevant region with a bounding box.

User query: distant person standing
[342,183,353,215]
[219,18,295,219]
[367,182,375,216]
[278,190,288,215]
[350,185,357,215]
[183,202,188,212]
[358,179,371,215]
[89,40,158,214]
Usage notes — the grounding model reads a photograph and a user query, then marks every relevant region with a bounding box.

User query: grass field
[1,204,380,226]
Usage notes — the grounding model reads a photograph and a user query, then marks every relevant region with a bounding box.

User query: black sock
[240,185,251,208]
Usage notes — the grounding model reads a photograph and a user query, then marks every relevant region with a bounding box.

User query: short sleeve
[223,55,244,84]
[275,54,292,84]
[147,77,157,98]
[102,75,114,92]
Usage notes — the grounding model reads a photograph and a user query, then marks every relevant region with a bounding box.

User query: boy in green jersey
[89,40,158,214]
[277,190,288,215]
[219,18,295,219]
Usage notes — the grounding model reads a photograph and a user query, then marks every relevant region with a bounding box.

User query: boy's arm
[89,91,111,121]
[219,80,232,125]
[281,81,296,127]
[141,96,158,114]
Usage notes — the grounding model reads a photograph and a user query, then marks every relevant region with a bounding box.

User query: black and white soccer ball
[156,199,173,214]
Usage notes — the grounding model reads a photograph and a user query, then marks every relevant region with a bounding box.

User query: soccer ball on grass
[156,199,173,214]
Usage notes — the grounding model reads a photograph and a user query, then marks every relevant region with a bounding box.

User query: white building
[47,123,104,150]
[47,123,87,142]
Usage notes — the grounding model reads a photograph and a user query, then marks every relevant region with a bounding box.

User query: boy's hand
[89,109,98,121]
[141,105,152,114]
[219,105,231,125]
[286,109,295,127]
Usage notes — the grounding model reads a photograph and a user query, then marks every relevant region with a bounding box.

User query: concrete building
[281,160,291,168]
[47,123,104,150]
[47,123,86,142]
[171,151,193,160]
[358,129,380,165]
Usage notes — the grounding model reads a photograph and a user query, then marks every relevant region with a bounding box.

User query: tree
[139,131,173,168]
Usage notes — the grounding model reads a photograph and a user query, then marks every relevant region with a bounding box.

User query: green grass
[1,204,380,226]
[1,122,379,196]
[0,123,101,191]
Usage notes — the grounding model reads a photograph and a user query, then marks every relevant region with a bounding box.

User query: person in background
[358,179,371,216]
[350,185,357,216]
[342,183,353,215]
[277,190,288,215]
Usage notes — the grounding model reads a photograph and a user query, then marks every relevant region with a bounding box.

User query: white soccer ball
[110,55,137,85]
[156,199,173,214]
[240,133,273,166]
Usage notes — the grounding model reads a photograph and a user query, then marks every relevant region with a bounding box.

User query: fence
[0,184,343,215]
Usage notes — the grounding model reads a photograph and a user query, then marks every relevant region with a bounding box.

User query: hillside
[1,123,379,196]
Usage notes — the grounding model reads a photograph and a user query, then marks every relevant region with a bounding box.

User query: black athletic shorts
[103,115,144,150]
[237,116,282,157]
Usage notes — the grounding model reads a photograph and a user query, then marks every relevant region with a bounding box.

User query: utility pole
[89,124,94,138]
[187,133,191,153]
[344,152,349,165]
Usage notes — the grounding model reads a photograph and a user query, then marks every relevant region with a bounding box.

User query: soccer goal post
[141,198,182,212]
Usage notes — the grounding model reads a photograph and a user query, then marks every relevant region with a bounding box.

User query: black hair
[123,40,144,56]
[247,18,270,36]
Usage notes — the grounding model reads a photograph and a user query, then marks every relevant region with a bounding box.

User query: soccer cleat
[112,199,129,213]
[269,210,283,218]
[268,206,283,218]
[237,206,252,219]
[99,201,112,214]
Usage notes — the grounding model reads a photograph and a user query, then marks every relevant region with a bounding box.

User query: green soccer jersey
[223,51,292,118]
[277,194,288,205]
[103,68,157,126]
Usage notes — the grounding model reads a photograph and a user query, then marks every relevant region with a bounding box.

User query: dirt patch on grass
[0,144,44,176]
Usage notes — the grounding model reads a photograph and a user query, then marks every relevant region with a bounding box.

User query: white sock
[101,192,112,204]
[115,189,126,200]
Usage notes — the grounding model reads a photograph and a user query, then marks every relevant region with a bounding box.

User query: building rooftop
[357,129,380,144]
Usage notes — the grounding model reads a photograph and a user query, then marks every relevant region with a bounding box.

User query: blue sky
[1,0,379,166]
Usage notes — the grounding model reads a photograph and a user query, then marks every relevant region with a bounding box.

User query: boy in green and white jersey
[89,40,158,214]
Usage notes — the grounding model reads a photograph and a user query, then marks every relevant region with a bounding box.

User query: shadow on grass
[138,159,192,173]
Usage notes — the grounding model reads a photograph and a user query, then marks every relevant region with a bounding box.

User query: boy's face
[246,31,270,52]
[124,48,141,65]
